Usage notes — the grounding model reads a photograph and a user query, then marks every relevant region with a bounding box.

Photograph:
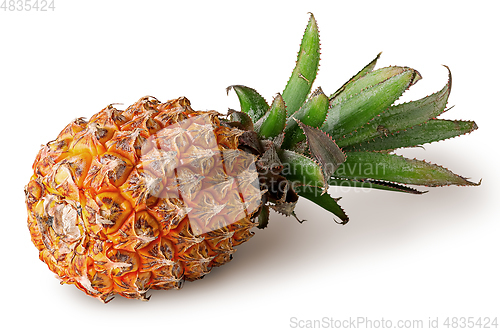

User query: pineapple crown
[225,13,479,227]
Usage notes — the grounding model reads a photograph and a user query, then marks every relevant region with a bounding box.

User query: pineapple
[24,13,478,302]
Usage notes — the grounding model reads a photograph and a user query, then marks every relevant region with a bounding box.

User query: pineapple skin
[25,96,261,302]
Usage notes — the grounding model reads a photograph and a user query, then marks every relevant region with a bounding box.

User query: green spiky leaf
[282,13,320,118]
[322,67,421,140]
[346,119,478,152]
[282,87,329,149]
[334,152,479,187]
[330,52,381,101]
[227,109,254,131]
[278,149,325,188]
[298,121,346,181]
[294,186,349,224]
[254,94,287,139]
[338,66,452,148]
[329,66,421,104]
[227,85,269,123]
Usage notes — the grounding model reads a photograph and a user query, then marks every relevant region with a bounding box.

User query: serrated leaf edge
[345,119,478,152]
[329,66,421,109]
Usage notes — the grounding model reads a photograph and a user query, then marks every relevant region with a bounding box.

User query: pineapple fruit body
[25,97,262,302]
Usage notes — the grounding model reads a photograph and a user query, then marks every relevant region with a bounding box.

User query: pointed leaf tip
[254,93,286,139]
[442,64,452,91]
[227,85,269,123]
[295,185,349,224]
[412,69,423,85]
[330,52,383,101]
[338,65,455,149]
[323,66,420,140]
[346,119,479,152]
[282,12,321,118]
[336,152,479,187]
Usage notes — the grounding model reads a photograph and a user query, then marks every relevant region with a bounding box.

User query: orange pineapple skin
[25,96,261,302]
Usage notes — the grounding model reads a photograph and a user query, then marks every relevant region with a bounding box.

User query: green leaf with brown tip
[346,119,478,152]
[278,149,326,188]
[329,178,426,194]
[227,85,269,123]
[282,13,320,118]
[322,67,421,140]
[254,94,287,139]
[282,87,329,149]
[337,67,452,148]
[297,121,346,181]
[294,186,349,224]
[330,52,381,101]
[334,152,479,187]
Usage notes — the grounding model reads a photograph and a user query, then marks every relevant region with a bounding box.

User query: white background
[1,1,498,331]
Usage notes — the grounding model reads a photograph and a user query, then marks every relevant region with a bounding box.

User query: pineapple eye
[134,211,160,240]
[94,192,132,234]
[94,126,111,143]
[107,249,139,277]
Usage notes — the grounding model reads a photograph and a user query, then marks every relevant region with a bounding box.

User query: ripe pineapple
[25,14,479,302]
